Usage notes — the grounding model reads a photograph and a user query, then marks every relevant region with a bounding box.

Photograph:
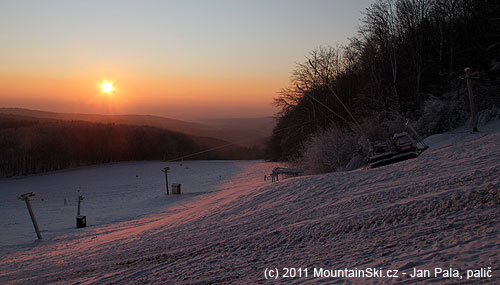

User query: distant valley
[0,108,276,148]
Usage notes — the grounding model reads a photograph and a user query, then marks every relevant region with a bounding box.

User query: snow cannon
[76,195,86,228]
[172,183,181,194]
[76,215,86,228]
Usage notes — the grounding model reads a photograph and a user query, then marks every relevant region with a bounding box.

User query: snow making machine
[366,123,429,169]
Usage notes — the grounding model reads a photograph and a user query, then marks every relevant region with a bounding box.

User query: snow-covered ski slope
[1,120,499,284]
[0,160,267,248]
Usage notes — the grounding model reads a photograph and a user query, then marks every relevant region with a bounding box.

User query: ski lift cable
[304,96,341,127]
[308,59,428,145]
[165,119,319,162]
[308,59,362,132]
[165,141,246,162]
[298,83,357,129]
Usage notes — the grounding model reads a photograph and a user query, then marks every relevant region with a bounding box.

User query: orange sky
[0,73,284,119]
[0,0,374,120]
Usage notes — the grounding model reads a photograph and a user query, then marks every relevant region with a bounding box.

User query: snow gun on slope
[366,119,429,169]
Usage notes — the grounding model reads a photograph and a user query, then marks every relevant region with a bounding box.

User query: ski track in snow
[1,121,500,284]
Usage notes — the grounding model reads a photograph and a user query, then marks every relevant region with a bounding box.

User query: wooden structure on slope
[270,167,304,182]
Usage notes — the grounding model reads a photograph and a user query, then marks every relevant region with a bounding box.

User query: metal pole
[405,119,428,149]
[165,172,169,195]
[25,199,42,240]
[18,192,42,240]
[464,67,478,132]
[77,195,84,216]
[162,167,170,195]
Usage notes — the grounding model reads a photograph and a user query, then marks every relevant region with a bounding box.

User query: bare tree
[396,0,430,106]
[362,0,400,112]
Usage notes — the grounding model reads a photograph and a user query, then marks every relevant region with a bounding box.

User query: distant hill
[0,114,265,176]
[0,107,215,135]
[0,108,275,147]
[194,117,276,147]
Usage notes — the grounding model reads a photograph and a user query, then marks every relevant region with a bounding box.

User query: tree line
[0,116,263,177]
[266,0,500,162]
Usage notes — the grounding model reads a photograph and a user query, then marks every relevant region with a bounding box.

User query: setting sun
[100,81,114,94]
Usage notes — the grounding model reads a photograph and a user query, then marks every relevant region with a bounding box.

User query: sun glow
[100,81,114,94]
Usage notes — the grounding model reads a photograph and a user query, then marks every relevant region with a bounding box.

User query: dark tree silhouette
[266,0,500,161]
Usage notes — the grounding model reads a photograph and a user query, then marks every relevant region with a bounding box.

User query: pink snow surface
[1,121,500,284]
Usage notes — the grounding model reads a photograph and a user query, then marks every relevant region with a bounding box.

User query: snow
[1,120,500,283]
[0,160,252,249]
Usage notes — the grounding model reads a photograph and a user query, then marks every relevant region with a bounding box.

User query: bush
[296,124,359,174]
[296,113,408,174]
[414,93,470,137]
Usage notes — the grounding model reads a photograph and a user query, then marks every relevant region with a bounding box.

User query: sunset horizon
[2,0,499,283]
[0,106,275,121]
[0,0,372,120]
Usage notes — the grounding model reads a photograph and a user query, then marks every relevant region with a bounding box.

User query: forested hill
[266,0,500,167]
[0,115,263,177]
[0,108,274,148]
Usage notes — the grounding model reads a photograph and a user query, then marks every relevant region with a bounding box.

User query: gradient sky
[0,0,375,120]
